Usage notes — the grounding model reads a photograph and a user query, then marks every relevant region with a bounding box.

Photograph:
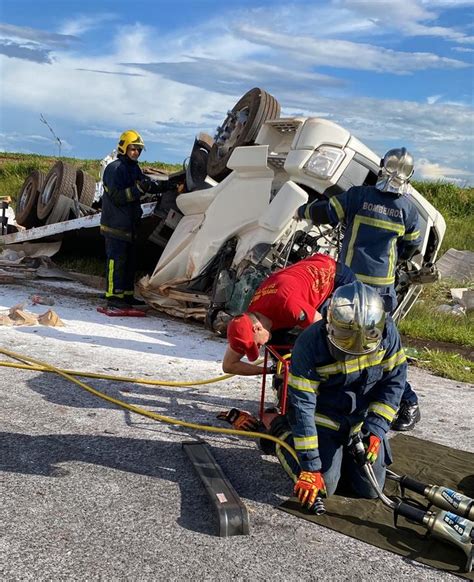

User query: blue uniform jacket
[288,318,407,472]
[299,186,422,287]
[100,155,145,241]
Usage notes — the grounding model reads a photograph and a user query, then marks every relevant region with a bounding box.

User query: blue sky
[0,0,473,184]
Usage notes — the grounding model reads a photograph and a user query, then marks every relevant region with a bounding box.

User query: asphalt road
[0,279,473,581]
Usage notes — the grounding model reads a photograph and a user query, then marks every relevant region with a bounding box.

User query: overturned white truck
[138,88,446,333]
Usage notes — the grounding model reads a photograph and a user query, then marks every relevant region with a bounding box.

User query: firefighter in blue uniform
[296,148,422,431]
[269,281,407,506]
[100,130,162,309]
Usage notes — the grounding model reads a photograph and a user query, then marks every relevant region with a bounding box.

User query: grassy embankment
[400,181,473,383]
[1,154,473,383]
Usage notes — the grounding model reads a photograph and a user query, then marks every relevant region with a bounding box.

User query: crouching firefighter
[101,130,164,309]
[267,281,407,509]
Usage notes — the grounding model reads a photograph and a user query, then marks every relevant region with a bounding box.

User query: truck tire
[76,169,96,208]
[45,194,73,225]
[207,87,281,181]
[37,161,77,220]
[15,170,46,228]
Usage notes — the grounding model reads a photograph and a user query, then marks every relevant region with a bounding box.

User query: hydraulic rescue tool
[386,469,474,520]
[351,435,474,572]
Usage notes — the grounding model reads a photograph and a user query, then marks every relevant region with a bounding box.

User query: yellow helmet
[117,130,145,155]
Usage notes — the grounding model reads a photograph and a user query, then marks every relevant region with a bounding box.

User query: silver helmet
[327,281,385,356]
[376,147,414,195]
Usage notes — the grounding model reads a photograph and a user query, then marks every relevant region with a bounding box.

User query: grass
[412,180,474,254]
[0,152,181,202]
[399,280,474,347]
[407,348,474,384]
[1,154,473,382]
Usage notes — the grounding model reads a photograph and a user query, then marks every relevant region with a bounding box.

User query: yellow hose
[0,360,234,386]
[0,347,299,463]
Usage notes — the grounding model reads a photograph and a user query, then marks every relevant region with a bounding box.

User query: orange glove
[216,408,260,431]
[363,433,381,464]
[294,470,327,508]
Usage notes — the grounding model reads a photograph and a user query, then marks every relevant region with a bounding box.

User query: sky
[0,0,473,185]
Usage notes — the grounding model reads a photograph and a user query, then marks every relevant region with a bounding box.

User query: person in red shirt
[222,254,354,376]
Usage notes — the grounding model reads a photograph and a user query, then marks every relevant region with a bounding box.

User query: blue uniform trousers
[373,286,418,406]
[276,425,390,499]
[104,236,137,298]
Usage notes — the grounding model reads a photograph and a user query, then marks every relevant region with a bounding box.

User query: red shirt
[248,254,336,329]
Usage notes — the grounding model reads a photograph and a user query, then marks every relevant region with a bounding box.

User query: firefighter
[296,148,422,431]
[222,253,355,376]
[268,281,406,506]
[100,130,162,309]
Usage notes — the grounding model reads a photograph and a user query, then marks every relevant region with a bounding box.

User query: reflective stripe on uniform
[382,349,406,372]
[345,215,405,284]
[100,224,132,240]
[329,196,345,221]
[316,349,386,377]
[125,187,134,202]
[356,273,398,286]
[403,230,421,241]
[294,434,318,450]
[350,421,364,435]
[368,401,398,422]
[315,413,340,430]
[275,431,299,482]
[288,373,319,393]
[106,259,115,296]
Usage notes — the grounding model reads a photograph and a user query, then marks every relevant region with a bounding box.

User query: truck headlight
[303,146,345,179]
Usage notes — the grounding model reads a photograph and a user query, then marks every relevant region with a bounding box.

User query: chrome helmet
[327,281,385,356]
[376,147,414,195]
[117,130,145,156]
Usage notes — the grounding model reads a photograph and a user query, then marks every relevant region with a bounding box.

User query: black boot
[391,401,421,431]
[107,296,128,309]
[124,296,147,307]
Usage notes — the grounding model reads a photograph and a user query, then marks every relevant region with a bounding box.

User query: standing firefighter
[296,148,422,431]
[269,281,407,507]
[100,130,162,309]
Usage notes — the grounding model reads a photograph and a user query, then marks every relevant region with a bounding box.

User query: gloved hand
[294,470,327,508]
[216,408,260,431]
[294,205,306,221]
[136,178,155,194]
[362,432,382,464]
[266,362,279,375]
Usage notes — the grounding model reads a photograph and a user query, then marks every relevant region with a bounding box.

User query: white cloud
[58,13,117,37]
[233,24,470,74]
[334,0,474,43]
[416,158,470,182]
[0,8,471,182]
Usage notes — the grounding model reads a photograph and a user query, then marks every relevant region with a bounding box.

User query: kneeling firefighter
[268,281,407,509]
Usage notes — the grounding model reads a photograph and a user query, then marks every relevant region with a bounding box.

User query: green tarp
[280,434,474,579]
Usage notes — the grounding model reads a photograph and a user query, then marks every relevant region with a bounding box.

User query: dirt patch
[402,335,474,361]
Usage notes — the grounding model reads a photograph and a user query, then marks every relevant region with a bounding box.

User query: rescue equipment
[351,435,474,572]
[387,470,474,521]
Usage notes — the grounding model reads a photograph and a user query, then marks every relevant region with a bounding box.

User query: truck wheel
[76,169,96,208]
[37,161,77,220]
[207,87,281,181]
[15,170,46,227]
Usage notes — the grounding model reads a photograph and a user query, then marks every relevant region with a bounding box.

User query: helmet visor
[328,324,382,355]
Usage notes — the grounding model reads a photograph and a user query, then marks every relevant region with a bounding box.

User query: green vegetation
[407,348,473,384]
[412,180,474,253]
[0,152,181,201]
[399,279,474,348]
[1,154,473,382]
